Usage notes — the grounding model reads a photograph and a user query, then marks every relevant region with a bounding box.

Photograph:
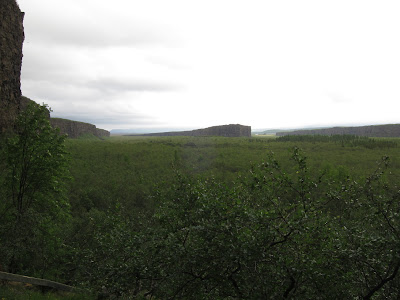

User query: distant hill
[111,128,192,135]
[252,127,331,135]
[276,124,400,137]
[127,124,251,137]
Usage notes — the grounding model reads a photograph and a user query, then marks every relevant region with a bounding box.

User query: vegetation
[2,110,400,298]
[275,134,398,149]
[0,285,93,300]
[72,148,400,299]
[0,103,70,279]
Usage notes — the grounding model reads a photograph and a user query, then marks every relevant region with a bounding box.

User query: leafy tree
[0,102,70,277]
[78,148,400,299]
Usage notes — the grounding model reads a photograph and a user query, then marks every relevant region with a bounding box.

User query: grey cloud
[22,78,102,104]
[51,110,163,131]
[23,8,178,48]
[21,46,79,83]
[86,78,181,93]
[53,113,153,125]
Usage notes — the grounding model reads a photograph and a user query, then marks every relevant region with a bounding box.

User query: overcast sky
[17,0,400,131]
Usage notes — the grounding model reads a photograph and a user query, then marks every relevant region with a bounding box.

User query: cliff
[131,124,251,137]
[21,96,109,138]
[276,124,400,138]
[0,0,24,134]
[0,2,108,139]
[50,118,110,139]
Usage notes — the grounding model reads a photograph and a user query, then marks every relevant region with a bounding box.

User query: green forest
[2,103,400,299]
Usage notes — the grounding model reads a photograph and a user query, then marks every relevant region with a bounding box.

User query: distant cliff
[50,118,110,139]
[20,96,110,139]
[276,124,400,137]
[131,124,251,137]
[0,0,24,133]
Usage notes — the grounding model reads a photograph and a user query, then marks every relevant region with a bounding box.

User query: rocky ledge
[50,118,110,139]
[276,124,400,138]
[130,124,251,137]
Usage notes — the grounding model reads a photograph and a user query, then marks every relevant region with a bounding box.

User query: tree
[0,102,70,276]
[80,148,400,299]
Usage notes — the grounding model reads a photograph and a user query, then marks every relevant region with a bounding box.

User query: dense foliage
[0,103,70,277]
[75,148,400,299]
[275,134,398,149]
[2,115,400,299]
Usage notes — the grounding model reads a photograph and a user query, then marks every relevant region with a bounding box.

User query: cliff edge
[130,124,251,137]
[0,0,24,133]
[276,124,400,138]
[22,96,109,139]
[50,118,110,139]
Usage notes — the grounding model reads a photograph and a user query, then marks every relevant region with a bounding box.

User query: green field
[3,117,400,299]
[66,134,400,214]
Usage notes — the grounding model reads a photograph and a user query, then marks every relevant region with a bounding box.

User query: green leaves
[0,102,71,276]
[135,149,400,298]
[64,145,400,298]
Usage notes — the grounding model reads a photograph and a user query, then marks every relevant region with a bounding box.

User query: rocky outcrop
[132,124,251,137]
[0,2,108,139]
[276,124,400,138]
[50,118,110,139]
[21,96,109,139]
[0,0,24,134]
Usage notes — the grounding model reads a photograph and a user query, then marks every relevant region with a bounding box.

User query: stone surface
[21,96,109,138]
[0,0,24,133]
[131,124,252,137]
[276,124,400,137]
[50,118,110,139]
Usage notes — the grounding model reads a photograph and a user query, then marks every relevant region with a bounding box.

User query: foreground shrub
[79,148,400,299]
[0,103,70,277]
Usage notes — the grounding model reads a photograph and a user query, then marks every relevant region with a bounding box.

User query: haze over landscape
[17,0,400,132]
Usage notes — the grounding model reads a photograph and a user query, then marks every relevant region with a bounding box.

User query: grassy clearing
[65,135,400,215]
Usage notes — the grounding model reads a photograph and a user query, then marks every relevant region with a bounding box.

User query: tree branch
[363,261,400,300]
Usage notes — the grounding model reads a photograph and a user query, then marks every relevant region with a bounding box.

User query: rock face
[0,2,108,140]
[22,96,110,139]
[133,124,251,137]
[276,124,400,138]
[50,118,110,139]
[0,0,24,133]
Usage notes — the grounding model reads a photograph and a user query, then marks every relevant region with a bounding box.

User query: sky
[17,0,400,132]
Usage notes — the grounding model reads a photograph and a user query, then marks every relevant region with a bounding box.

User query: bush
[80,148,400,299]
[0,102,70,277]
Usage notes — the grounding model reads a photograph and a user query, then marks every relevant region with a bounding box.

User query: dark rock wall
[276,124,400,137]
[0,1,108,139]
[96,128,110,138]
[134,124,251,137]
[50,118,110,139]
[22,96,109,138]
[0,0,24,133]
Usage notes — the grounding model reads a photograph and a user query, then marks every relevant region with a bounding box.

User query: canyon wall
[132,124,251,137]
[0,0,24,133]
[22,96,110,139]
[276,124,400,138]
[50,118,110,139]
